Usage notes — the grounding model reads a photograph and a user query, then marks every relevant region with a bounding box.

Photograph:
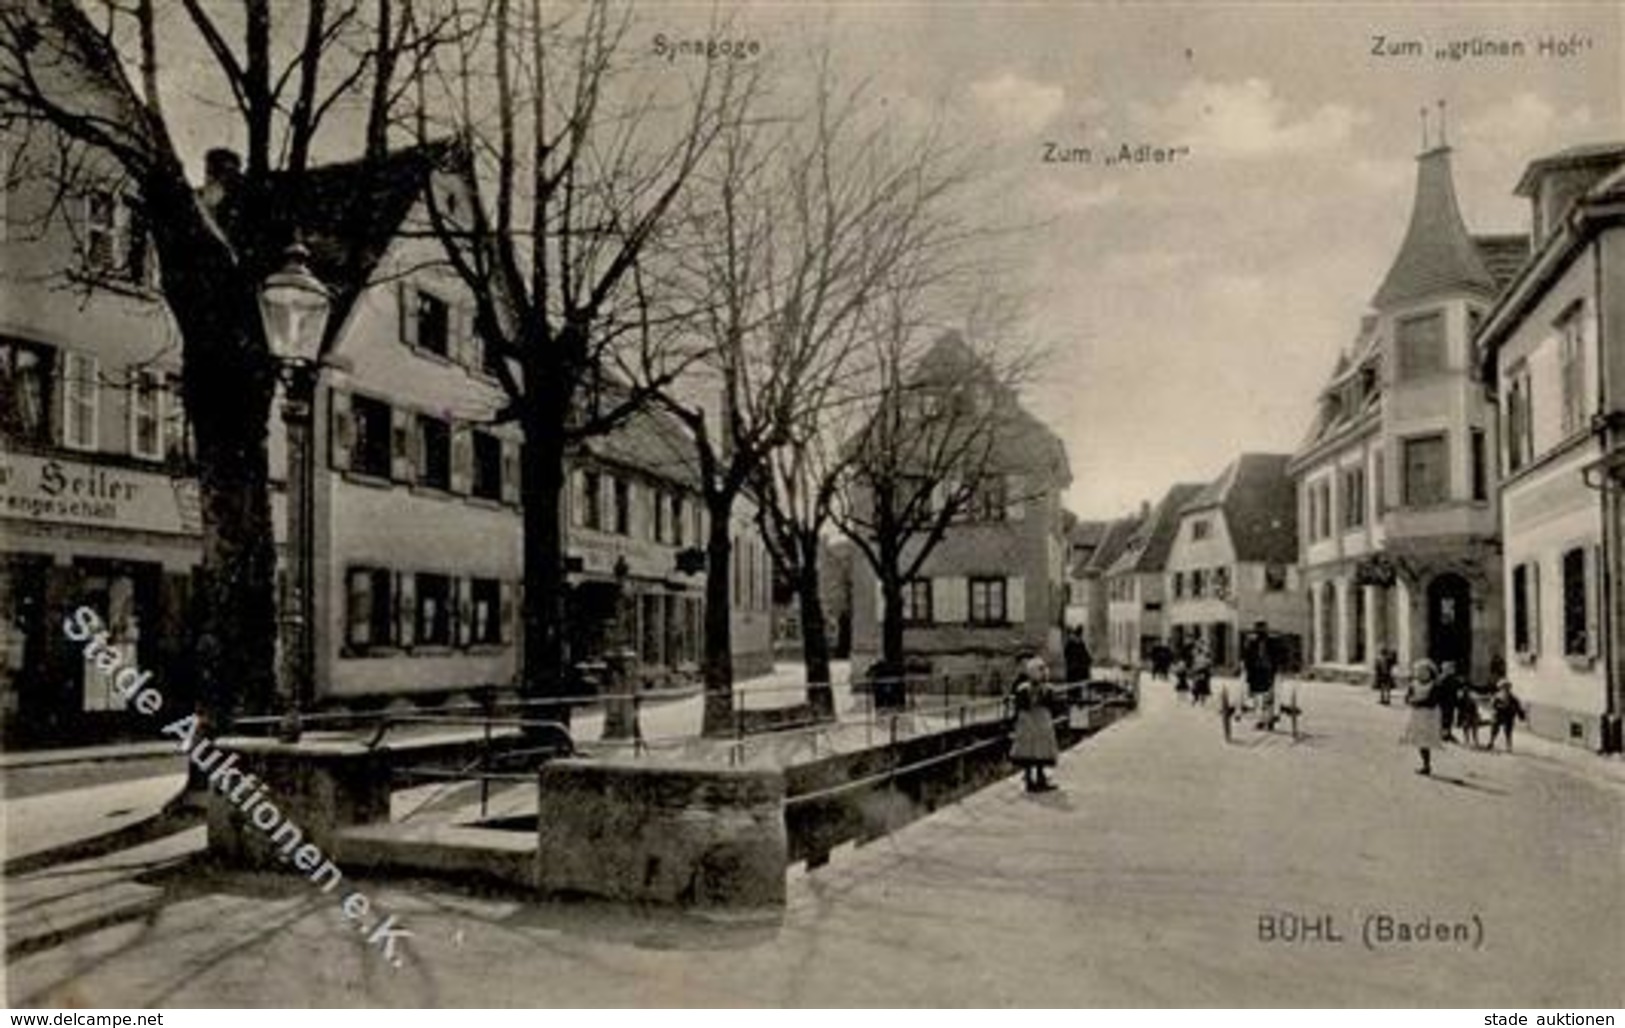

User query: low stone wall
[535,761,787,909]
[205,739,393,868]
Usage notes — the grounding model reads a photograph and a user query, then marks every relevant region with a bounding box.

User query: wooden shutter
[454,577,473,647]
[1006,475,1026,521]
[1531,562,1542,656]
[390,405,414,482]
[500,581,515,644]
[501,438,520,505]
[1007,576,1026,624]
[396,572,416,648]
[398,283,418,347]
[328,388,354,471]
[1589,546,1602,658]
[935,576,968,623]
[450,424,472,494]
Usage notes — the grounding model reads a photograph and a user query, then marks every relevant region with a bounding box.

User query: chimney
[201,148,242,215]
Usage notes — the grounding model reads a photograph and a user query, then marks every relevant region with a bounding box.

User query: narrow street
[6,674,1621,1007]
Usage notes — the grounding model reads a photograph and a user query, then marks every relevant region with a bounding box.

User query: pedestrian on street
[1010,655,1060,793]
[1436,661,1462,742]
[1456,682,1483,748]
[1400,658,1444,776]
[1064,627,1093,685]
[1150,642,1173,680]
[1191,637,1213,706]
[1374,649,1397,706]
[1488,678,1527,752]
[1242,622,1277,728]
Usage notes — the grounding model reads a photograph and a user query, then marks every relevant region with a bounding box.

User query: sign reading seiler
[0,451,196,535]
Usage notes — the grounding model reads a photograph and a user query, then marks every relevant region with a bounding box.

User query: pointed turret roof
[1372,146,1497,309]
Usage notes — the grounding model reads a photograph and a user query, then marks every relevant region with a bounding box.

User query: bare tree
[411,0,742,717]
[0,0,459,729]
[655,54,969,733]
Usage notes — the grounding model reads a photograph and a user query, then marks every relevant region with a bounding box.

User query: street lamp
[260,243,331,743]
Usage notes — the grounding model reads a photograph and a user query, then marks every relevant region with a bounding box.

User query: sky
[672,1,1624,520]
[143,1,1623,522]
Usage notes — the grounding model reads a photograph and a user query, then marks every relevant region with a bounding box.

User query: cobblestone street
[6,675,1620,1007]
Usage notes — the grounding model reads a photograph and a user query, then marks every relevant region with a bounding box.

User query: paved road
[6,674,1622,1006]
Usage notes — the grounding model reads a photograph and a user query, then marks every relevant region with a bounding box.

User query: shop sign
[0,451,198,536]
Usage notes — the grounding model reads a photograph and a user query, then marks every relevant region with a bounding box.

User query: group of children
[1399,655,1529,775]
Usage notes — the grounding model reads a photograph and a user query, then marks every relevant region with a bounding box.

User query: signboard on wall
[0,451,198,536]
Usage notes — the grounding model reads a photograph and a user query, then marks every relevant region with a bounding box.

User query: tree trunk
[797,566,834,719]
[701,493,735,736]
[521,374,570,726]
[880,573,906,673]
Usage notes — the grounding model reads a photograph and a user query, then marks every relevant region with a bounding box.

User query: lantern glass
[259,244,330,365]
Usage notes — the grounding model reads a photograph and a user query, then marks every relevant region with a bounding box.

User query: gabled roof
[1513,142,1625,196]
[1066,519,1109,576]
[1193,453,1298,565]
[1084,514,1142,575]
[1110,483,1204,575]
[1372,146,1498,309]
[580,405,703,490]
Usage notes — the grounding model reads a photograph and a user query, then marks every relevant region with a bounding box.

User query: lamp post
[260,243,331,743]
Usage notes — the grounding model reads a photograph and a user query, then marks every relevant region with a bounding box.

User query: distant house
[1067,514,1140,664]
[1104,484,1204,666]
[1165,454,1305,672]
[849,333,1072,685]
[1063,518,1107,629]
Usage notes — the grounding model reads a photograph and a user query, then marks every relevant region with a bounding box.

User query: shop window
[128,369,164,460]
[62,351,99,451]
[902,578,933,625]
[969,578,1007,625]
[417,415,451,490]
[414,573,452,647]
[350,395,392,477]
[0,338,55,445]
[1402,434,1448,507]
[471,430,502,501]
[345,567,395,651]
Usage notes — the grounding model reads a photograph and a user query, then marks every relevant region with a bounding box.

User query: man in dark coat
[1064,628,1093,684]
[1243,621,1277,727]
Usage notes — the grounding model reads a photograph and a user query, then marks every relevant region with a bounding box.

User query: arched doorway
[1427,574,1472,674]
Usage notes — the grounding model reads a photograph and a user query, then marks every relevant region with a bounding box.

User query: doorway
[1427,574,1472,675]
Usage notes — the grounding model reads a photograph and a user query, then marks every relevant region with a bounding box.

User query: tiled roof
[1473,234,1531,294]
[1085,515,1142,575]
[1372,147,1498,308]
[1218,453,1298,565]
[1112,483,1204,575]
[581,405,703,490]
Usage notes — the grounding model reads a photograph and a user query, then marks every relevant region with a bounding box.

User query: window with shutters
[345,567,395,651]
[969,577,1007,625]
[80,189,149,284]
[417,415,451,490]
[1172,571,1184,599]
[470,578,503,645]
[1191,569,1207,598]
[970,476,1007,522]
[350,395,392,477]
[1562,547,1590,657]
[1342,467,1365,529]
[1559,303,1586,436]
[1470,428,1487,501]
[1212,566,1231,600]
[1396,310,1445,379]
[0,338,55,445]
[1505,367,1533,473]
[128,369,163,460]
[901,578,933,625]
[612,476,631,535]
[471,430,502,501]
[1402,434,1448,507]
[63,352,98,451]
[415,573,453,647]
[1512,562,1538,658]
[414,290,451,358]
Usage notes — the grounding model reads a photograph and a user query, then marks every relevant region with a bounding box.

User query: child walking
[1489,678,1527,752]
